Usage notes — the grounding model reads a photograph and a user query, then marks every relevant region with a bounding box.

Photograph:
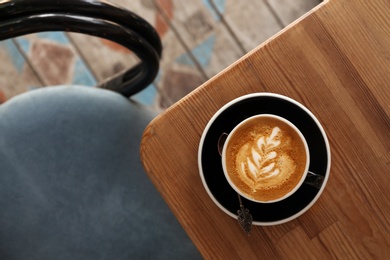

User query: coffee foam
[225,116,307,202]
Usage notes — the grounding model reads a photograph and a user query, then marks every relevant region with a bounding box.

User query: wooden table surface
[140,0,390,258]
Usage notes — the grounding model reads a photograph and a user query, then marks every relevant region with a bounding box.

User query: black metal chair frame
[0,0,162,97]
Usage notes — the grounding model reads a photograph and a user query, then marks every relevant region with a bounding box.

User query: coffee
[223,115,308,203]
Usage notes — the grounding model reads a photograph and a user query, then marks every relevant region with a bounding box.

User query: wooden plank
[67,0,206,109]
[0,40,43,103]
[68,31,163,108]
[15,32,96,87]
[221,0,284,52]
[214,0,322,53]
[267,0,323,27]
[326,171,389,259]
[153,0,244,78]
[67,32,139,84]
[275,225,332,258]
[114,0,210,107]
[297,190,338,239]
[0,31,97,103]
[261,219,298,244]
[151,0,207,107]
[309,0,390,118]
[66,0,158,107]
[66,0,150,83]
[317,222,366,259]
[151,0,323,106]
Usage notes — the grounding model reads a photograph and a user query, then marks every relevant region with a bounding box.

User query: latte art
[243,127,281,179]
[237,126,296,192]
[224,115,308,202]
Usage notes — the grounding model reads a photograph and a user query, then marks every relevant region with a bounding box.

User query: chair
[0,0,201,259]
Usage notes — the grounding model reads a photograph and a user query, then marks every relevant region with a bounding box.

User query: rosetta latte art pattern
[236,126,296,192]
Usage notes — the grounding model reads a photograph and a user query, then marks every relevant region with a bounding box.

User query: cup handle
[304,171,325,189]
[217,133,228,156]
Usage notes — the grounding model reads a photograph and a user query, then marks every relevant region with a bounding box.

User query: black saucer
[198,93,331,225]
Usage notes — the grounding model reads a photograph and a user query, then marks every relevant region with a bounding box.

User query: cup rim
[221,114,310,203]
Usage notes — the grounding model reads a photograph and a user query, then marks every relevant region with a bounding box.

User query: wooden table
[140,0,390,258]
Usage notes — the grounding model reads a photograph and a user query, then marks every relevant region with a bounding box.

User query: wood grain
[141,0,390,258]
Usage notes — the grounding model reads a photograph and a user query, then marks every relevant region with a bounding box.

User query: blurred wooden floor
[0,0,321,110]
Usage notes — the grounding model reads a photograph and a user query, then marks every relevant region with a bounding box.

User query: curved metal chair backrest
[0,0,162,97]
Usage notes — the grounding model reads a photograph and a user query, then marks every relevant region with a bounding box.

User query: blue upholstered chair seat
[0,86,200,259]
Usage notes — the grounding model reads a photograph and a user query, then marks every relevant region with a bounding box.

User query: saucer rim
[197,92,331,226]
